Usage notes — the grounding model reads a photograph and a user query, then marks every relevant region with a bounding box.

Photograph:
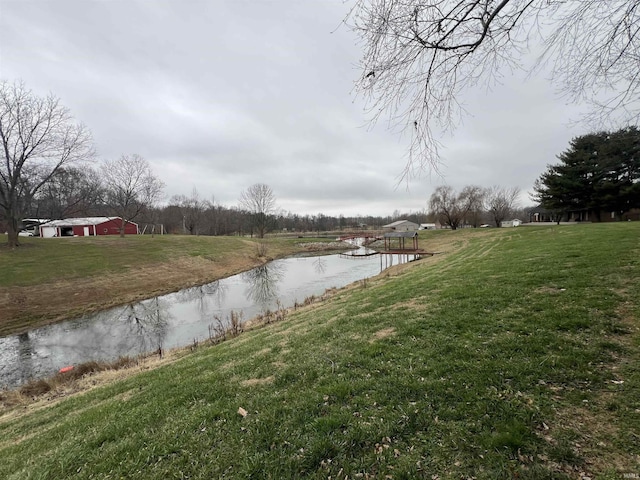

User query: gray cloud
[0,0,607,216]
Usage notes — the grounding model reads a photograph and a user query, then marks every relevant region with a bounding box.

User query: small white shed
[500,219,523,228]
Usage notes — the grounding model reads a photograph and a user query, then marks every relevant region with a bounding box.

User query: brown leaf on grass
[237,407,248,417]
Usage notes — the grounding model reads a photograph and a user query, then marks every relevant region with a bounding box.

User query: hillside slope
[1,224,638,479]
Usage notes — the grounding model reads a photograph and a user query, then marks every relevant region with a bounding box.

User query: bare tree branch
[0,81,94,247]
[349,0,640,177]
[101,154,164,237]
[239,183,276,238]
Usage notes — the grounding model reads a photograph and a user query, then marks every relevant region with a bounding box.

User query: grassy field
[0,234,341,336]
[1,224,638,479]
[0,234,330,288]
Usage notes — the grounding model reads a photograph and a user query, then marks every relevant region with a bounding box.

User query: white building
[500,219,523,228]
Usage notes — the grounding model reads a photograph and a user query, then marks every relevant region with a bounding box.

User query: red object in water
[59,365,74,374]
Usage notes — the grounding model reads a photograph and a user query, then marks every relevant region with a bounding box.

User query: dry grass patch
[391,298,431,312]
[0,349,186,416]
[371,327,396,342]
[253,347,272,357]
[543,403,637,476]
[217,360,239,373]
[240,376,275,387]
[534,286,568,294]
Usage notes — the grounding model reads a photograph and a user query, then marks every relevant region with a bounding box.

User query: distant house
[382,220,420,232]
[528,205,555,223]
[39,217,138,237]
[528,204,640,223]
[500,219,522,228]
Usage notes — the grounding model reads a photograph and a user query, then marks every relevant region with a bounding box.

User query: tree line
[129,188,431,238]
[428,185,521,230]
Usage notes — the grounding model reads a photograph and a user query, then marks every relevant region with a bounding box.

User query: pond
[0,248,418,389]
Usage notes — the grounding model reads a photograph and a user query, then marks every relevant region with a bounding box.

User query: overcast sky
[0,0,602,217]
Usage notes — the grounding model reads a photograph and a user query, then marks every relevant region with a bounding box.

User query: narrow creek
[0,246,418,389]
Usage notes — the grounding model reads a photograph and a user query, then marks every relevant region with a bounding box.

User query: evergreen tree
[533,128,640,221]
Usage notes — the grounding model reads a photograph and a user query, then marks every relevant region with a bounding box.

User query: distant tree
[202,196,222,236]
[339,214,347,230]
[461,185,486,228]
[239,183,276,238]
[0,81,94,247]
[158,204,183,234]
[533,128,640,221]
[171,188,210,235]
[102,154,164,237]
[429,185,472,230]
[532,166,579,224]
[349,1,640,173]
[486,186,520,227]
[32,166,103,220]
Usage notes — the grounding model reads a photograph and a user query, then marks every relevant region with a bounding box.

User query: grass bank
[1,224,638,478]
[0,234,344,336]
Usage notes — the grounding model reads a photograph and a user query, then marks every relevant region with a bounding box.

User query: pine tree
[533,128,640,221]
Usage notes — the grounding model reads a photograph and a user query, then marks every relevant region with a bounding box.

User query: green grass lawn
[0,234,316,288]
[1,224,638,479]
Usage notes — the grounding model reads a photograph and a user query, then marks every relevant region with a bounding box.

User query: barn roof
[382,219,419,228]
[41,217,136,227]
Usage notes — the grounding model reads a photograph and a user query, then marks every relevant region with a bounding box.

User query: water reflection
[120,298,171,353]
[175,281,228,314]
[17,332,34,385]
[0,250,418,389]
[313,257,327,274]
[242,263,285,308]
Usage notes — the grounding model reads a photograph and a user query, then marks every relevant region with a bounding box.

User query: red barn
[39,217,139,237]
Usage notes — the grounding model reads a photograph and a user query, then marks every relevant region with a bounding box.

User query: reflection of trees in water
[74,298,174,358]
[313,257,326,274]
[175,281,227,313]
[119,297,172,354]
[242,262,285,309]
[16,332,35,384]
[6,299,173,387]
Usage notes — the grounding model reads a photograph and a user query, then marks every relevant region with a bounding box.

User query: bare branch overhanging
[348,0,640,177]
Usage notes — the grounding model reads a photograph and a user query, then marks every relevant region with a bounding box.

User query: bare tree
[429,185,470,230]
[429,184,486,229]
[171,188,210,235]
[32,166,103,220]
[239,183,276,238]
[0,81,94,247]
[461,185,486,228]
[486,185,520,227]
[349,1,640,174]
[101,154,164,237]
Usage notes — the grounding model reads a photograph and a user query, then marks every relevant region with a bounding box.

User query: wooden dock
[340,249,434,259]
[377,249,432,256]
